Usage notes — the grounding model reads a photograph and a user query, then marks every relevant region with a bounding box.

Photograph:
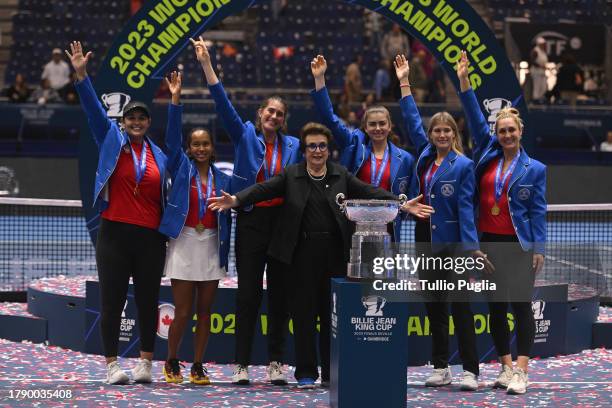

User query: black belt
[301,231,337,240]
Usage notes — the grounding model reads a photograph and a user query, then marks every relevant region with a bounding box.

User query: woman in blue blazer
[309,55,416,241]
[457,51,546,395]
[395,54,484,391]
[69,41,167,385]
[191,37,300,385]
[157,71,231,385]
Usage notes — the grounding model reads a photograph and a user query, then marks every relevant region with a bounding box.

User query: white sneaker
[507,367,528,394]
[267,361,287,385]
[493,365,514,389]
[459,370,478,391]
[425,367,452,387]
[106,361,129,385]
[131,358,152,383]
[232,364,249,385]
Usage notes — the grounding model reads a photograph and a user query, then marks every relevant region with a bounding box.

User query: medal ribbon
[263,137,279,180]
[369,143,390,187]
[424,159,438,204]
[128,139,147,188]
[195,166,214,223]
[494,151,520,202]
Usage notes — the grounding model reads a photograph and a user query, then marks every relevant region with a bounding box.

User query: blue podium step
[0,302,47,343]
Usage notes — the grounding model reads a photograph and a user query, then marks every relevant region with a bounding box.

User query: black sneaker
[190,362,210,385]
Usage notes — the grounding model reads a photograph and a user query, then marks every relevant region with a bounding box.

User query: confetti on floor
[28,275,241,298]
[0,339,609,407]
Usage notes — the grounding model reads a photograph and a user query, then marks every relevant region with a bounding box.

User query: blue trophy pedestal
[330,278,408,408]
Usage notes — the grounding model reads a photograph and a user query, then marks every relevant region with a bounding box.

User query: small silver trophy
[336,193,406,280]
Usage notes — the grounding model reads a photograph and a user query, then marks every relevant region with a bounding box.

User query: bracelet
[400,83,411,88]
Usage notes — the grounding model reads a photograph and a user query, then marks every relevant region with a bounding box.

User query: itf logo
[157,303,175,339]
[101,92,131,118]
[532,299,546,320]
[362,295,386,316]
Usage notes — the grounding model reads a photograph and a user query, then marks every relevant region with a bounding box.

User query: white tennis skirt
[164,227,226,281]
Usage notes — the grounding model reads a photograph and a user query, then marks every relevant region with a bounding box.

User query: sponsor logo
[532,299,550,342]
[532,299,545,320]
[101,92,131,117]
[332,292,337,315]
[119,298,135,342]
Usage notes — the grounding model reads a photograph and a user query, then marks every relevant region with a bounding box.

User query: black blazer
[236,161,397,265]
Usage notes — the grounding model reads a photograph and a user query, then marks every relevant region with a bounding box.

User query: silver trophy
[336,193,406,280]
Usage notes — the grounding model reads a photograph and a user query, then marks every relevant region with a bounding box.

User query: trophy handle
[335,193,346,211]
[398,194,407,205]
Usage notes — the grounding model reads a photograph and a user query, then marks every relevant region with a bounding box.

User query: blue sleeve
[529,165,547,255]
[310,86,356,150]
[458,89,495,154]
[74,76,111,147]
[208,81,247,145]
[164,103,186,177]
[399,95,430,156]
[458,161,480,251]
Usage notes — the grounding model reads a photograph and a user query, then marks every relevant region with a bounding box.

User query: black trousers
[291,233,345,381]
[481,232,535,357]
[415,222,479,375]
[96,219,166,357]
[234,206,289,365]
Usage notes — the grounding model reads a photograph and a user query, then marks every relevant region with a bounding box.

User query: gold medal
[491,203,500,216]
[195,223,205,233]
[133,184,139,196]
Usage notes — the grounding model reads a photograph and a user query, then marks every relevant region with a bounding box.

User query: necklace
[307,166,327,181]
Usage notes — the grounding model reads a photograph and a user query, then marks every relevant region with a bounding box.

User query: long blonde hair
[427,112,464,155]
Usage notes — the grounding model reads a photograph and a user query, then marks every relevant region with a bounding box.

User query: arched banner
[80,0,526,242]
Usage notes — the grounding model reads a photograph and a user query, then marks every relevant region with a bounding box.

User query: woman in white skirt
[158,71,232,384]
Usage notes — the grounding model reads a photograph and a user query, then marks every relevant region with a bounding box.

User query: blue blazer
[158,104,232,269]
[208,82,301,195]
[459,89,547,254]
[311,86,416,240]
[399,95,479,251]
[75,76,167,214]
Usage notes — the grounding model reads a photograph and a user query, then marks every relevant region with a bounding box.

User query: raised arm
[66,41,110,146]
[190,36,218,86]
[164,71,184,175]
[310,55,355,150]
[191,36,246,144]
[395,54,429,154]
[456,51,493,150]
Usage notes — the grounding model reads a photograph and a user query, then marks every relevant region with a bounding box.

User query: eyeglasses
[306,142,328,152]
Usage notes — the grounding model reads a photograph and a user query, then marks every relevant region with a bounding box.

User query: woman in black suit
[209,122,433,389]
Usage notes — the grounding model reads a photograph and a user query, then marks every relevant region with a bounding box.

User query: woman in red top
[69,41,167,385]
